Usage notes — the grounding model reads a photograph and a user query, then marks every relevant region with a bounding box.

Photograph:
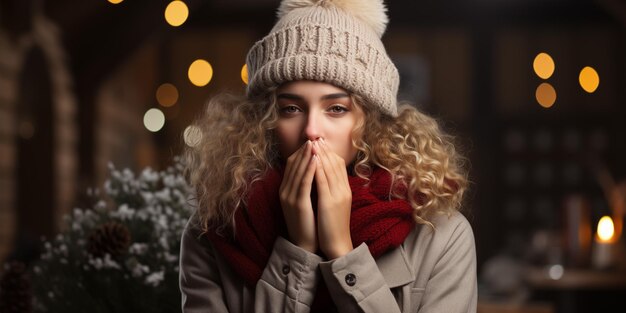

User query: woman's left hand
[313,138,354,259]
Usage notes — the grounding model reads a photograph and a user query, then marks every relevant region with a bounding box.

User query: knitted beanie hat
[245,0,400,116]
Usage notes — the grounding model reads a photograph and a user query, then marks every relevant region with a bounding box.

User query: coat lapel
[376,244,415,288]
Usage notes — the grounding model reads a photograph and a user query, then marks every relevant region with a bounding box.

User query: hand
[279,141,318,253]
[313,139,354,259]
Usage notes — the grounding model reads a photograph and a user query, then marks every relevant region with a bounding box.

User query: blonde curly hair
[184,90,469,234]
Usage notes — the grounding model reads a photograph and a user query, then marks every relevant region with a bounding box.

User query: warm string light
[535,83,556,108]
[533,52,556,109]
[188,59,213,87]
[579,66,600,93]
[241,64,249,85]
[165,1,189,27]
[156,83,179,107]
[144,108,165,132]
[532,52,601,108]
[533,52,555,80]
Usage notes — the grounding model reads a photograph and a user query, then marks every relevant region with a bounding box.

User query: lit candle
[592,216,616,270]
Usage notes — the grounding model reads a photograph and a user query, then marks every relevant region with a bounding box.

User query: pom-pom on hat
[245,0,400,116]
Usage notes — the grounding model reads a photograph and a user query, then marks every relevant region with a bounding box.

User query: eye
[279,105,301,115]
[328,105,349,114]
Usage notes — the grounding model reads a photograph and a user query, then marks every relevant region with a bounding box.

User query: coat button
[282,265,290,275]
[345,273,357,286]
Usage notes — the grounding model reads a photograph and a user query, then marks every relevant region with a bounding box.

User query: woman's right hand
[279,141,318,253]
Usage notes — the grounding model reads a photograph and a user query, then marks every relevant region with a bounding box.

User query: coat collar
[376,243,415,288]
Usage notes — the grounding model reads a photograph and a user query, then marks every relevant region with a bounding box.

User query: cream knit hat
[245,0,400,116]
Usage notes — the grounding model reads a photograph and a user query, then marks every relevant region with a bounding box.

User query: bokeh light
[144,108,165,132]
[188,59,213,87]
[533,52,555,79]
[535,83,556,108]
[579,66,599,93]
[108,0,124,4]
[156,83,179,107]
[241,64,249,85]
[597,216,614,241]
[548,264,564,280]
[165,1,189,27]
[184,125,203,147]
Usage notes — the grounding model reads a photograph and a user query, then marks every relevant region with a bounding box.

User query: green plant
[30,158,193,312]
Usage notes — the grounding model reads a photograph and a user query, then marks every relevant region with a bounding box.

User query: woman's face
[275,80,363,165]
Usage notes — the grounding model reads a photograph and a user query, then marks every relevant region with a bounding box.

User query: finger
[283,142,307,177]
[316,139,341,190]
[298,149,317,199]
[314,153,331,197]
[320,139,351,195]
[293,141,314,192]
[335,153,350,188]
[281,147,299,188]
[282,142,308,192]
[280,141,306,201]
[296,141,313,175]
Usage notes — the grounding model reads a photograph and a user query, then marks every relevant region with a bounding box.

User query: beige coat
[179,211,477,313]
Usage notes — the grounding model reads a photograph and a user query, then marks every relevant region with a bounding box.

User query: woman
[180,0,477,312]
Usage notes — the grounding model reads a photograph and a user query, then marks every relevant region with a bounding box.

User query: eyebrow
[277,92,349,101]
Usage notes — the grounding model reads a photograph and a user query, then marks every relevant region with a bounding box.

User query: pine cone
[87,222,132,258]
[0,261,32,313]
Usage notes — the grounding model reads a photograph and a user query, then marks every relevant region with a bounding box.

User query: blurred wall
[0,13,77,262]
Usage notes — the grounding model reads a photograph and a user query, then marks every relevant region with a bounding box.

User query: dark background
[0,0,625,312]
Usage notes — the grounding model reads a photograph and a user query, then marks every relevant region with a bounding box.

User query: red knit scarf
[207,167,415,310]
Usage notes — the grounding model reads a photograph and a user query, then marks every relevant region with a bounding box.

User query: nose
[303,111,322,141]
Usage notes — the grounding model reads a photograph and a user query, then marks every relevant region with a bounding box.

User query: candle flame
[597,216,615,242]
